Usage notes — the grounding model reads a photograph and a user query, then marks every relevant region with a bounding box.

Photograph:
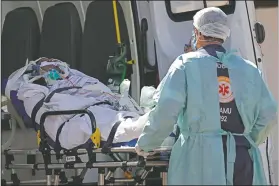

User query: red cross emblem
[219,84,229,96]
[218,76,234,103]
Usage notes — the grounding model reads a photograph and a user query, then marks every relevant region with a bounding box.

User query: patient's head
[38,58,65,75]
[40,65,65,75]
[29,57,71,86]
[38,57,60,63]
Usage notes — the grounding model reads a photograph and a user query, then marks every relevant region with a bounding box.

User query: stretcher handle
[39,109,96,141]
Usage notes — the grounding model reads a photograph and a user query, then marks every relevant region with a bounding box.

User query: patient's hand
[135,144,156,158]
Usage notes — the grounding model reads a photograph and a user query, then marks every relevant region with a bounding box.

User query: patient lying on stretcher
[6,58,173,150]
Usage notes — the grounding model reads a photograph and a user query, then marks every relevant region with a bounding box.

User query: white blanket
[6,61,148,149]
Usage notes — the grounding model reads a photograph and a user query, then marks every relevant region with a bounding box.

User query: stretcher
[1,58,176,185]
[2,107,171,186]
[2,72,174,185]
[1,52,174,186]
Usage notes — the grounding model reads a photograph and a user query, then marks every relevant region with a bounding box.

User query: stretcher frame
[2,109,171,186]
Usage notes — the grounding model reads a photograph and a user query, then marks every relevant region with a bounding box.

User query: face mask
[48,69,61,80]
[43,69,61,86]
[191,30,197,51]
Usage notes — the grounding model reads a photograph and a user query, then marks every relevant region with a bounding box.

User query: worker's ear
[195,29,202,39]
[194,28,202,40]
[198,32,205,40]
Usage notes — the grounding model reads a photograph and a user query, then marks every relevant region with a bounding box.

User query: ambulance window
[254,0,278,8]
[165,0,235,22]
[206,1,230,8]
[170,1,204,13]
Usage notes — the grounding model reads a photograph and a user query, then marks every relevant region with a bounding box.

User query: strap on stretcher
[31,86,102,148]
[31,85,177,151]
[31,86,82,127]
[101,116,134,153]
[31,85,129,151]
[53,101,112,151]
[30,85,135,157]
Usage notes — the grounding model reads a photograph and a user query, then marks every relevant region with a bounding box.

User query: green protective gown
[136,50,277,185]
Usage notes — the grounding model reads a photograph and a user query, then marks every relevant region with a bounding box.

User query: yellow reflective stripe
[90,128,101,148]
[37,130,41,146]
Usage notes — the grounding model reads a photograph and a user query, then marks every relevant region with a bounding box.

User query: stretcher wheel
[11,173,20,185]
[71,176,83,184]
[1,179,6,186]
[59,171,68,184]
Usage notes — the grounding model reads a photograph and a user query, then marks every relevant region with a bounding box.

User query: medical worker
[135,7,277,185]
